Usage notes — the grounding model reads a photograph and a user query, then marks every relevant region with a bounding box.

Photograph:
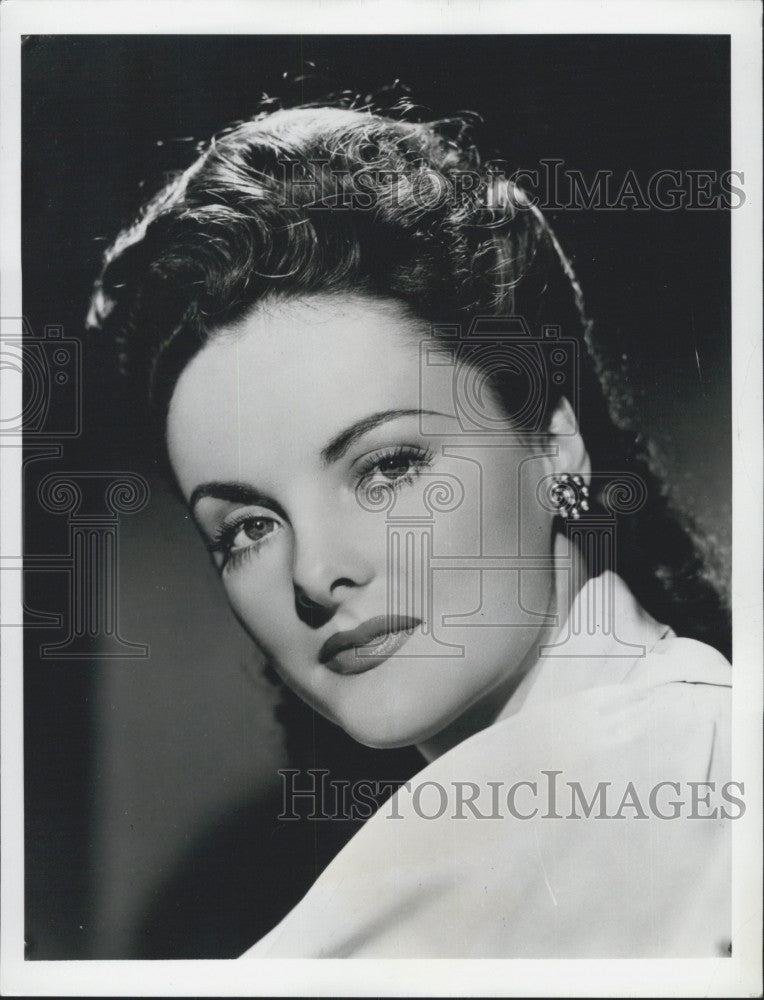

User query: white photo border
[1,1,761,996]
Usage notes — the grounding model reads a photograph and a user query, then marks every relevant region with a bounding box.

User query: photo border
[1,1,761,996]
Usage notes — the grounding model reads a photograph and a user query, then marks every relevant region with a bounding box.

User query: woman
[88,104,733,957]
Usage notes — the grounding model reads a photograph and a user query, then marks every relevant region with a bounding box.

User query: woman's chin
[332,702,465,753]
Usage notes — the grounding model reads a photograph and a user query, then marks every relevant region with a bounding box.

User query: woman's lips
[319,615,422,675]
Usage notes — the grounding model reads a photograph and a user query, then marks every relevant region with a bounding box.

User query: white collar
[510,570,672,715]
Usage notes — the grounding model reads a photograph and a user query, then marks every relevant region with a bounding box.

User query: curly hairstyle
[87,103,730,662]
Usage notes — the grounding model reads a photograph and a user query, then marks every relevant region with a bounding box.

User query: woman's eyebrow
[189,409,452,514]
[189,482,288,522]
[320,408,452,465]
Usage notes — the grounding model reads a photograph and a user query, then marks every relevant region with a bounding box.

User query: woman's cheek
[223,573,290,646]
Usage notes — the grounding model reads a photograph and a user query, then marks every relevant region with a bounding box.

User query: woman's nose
[290,512,375,614]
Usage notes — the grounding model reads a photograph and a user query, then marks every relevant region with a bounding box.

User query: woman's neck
[415,532,590,763]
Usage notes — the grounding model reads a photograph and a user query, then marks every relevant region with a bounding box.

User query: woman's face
[167,293,559,749]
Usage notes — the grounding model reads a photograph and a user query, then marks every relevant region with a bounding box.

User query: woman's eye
[229,516,277,550]
[376,455,416,481]
[358,447,433,492]
[208,514,281,570]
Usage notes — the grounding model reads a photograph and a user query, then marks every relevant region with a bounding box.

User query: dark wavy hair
[87,103,730,661]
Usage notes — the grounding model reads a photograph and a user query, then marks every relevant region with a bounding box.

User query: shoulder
[559,632,733,781]
[437,633,732,788]
[626,633,731,741]
[645,631,731,679]
[618,631,730,718]
[242,637,735,959]
[633,634,732,782]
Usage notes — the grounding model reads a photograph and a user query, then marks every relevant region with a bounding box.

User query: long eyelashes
[207,444,435,573]
[207,514,279,573]
[355,444,434,491]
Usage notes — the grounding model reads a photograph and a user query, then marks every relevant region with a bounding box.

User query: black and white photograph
[1,1,761,996]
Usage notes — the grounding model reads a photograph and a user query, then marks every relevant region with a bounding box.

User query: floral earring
[550,473,590,520]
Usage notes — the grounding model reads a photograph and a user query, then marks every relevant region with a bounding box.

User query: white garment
[242,572,732,958]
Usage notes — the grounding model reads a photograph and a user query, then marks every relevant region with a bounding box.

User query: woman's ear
[546,395,591,481]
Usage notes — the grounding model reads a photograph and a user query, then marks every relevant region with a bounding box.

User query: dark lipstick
[319,615,422,675]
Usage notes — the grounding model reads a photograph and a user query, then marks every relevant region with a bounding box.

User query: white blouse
[242,571,732,958]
